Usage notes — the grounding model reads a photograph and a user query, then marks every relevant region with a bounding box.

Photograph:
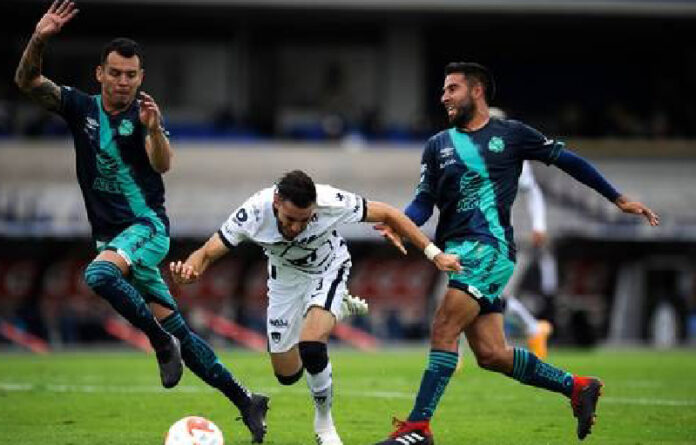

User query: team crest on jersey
[118,119,134,136]
[488,136,505,153]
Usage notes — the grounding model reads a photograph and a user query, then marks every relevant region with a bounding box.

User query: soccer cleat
[373,418,434,445]
[238,393,270,443]
[315,427,343,445]
[570,376,603,440]
[338,293,369,320]
[527,319,553,359]
[156,335,183,389]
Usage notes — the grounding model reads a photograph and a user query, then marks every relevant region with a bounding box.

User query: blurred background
[1,0,696,353]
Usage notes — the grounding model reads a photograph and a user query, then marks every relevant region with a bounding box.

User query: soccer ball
[164,416,224,445]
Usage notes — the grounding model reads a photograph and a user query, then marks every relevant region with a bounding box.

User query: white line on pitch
[1,382,695,407]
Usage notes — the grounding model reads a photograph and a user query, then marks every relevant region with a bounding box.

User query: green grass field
[1,347,695,444]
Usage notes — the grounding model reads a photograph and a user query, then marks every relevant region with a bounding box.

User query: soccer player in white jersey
[505,160,555,358]
[170,170,462,445]
[491,107,557,359]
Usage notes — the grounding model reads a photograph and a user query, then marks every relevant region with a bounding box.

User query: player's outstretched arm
[554,150,659,226]
[365,200,462,272]
[14,1,79,111]
[169,233,230,285]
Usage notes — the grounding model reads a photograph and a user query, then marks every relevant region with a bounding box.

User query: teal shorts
[445,240,515,314]
[96,220,178,311]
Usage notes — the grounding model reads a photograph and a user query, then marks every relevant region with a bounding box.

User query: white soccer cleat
[315,428,343,445]
[339,293,369,320]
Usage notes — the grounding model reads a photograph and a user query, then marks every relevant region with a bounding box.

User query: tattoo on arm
[30,78,61,112]
[15,34,61,112]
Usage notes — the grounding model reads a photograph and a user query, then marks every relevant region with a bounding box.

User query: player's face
[441,73,476,127]
[273,196,315,240]
[96,51,143,111]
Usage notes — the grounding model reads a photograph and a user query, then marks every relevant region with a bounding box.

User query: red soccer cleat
[373,418,434,445]
[570,376,604,440]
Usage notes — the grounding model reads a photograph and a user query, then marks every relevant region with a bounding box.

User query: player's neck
[459,112,489,132]
[101,97,132,115]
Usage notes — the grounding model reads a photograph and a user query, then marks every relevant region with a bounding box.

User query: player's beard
[449,97,477,128]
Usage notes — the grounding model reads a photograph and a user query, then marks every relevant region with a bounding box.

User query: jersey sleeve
[317,185,367,225]
[512,121,564,165]
[217,195,260,248]
[414,138,438,199]
[58,86,90,124]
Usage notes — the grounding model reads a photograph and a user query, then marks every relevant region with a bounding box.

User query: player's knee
[475,348,506,371]
[275,367,304,385]
[298,341,328,375]
[84,261,121,292]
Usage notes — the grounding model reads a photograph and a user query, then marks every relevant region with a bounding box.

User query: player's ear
[472,82,484,100]
[95,64,103,84]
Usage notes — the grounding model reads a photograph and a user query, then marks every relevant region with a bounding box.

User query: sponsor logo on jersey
[118,119,134,136]
[488,136,505,153]
[269,318,288,328]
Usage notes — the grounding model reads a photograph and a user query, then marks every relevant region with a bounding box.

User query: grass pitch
[1,347,695,444]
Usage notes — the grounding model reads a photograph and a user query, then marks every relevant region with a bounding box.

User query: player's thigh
[266,277,307,354]
[93,249,129,275]
[300,306,336,342]
[304,261,351,324]
[433,286,480,333]
[269,346,302,376]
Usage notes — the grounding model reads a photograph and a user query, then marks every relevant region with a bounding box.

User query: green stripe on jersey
[96,96,158,222]
[448,128,508,257]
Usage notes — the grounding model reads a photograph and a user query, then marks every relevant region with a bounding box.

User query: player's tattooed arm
[15,34,62,112]
[15,1,79,111]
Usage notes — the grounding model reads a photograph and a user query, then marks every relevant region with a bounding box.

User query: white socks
[506,296,540,336]
[306,361,334,433]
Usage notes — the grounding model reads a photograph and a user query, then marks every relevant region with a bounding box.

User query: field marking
[1,381,695,407]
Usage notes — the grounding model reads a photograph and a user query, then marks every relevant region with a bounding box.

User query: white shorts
[266,260,351,353]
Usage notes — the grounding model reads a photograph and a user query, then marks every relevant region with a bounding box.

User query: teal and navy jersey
[58,86,169,240]
[416,117,564,260]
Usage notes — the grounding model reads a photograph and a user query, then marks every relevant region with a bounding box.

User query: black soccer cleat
[238,393,270,443]
[373,418,434,445]
[570,376,603,440]
[156,335,183,389]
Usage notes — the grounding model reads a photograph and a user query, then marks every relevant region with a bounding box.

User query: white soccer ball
[164,416,225,445]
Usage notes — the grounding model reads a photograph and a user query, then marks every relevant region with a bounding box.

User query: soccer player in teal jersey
[15,2,268,441]
[373,62,660,444]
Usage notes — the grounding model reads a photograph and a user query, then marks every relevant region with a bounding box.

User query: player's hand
[35,1,79,40]
[373,223,407,255]
[615,196,660,226]
[169,260,200,285]
[138,91,163,133]
[433,253,462,272]
[532,230,547,248]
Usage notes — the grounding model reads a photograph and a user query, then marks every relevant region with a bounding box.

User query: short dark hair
[444,62,495,103]
[276,170,317,208]
[100,38,143,68]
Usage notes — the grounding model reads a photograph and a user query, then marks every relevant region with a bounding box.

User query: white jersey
[218,184,367,276]
[517,161,547,233]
